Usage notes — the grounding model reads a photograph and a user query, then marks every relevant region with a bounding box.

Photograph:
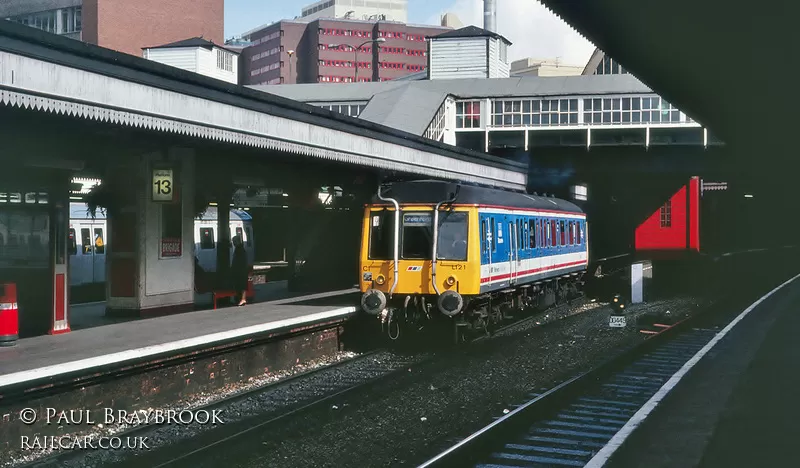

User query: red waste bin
[0,283,19,346]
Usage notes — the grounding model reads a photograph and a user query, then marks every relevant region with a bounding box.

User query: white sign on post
[152,169,174,202]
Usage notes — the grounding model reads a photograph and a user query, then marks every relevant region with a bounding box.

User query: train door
[508,218,518,285]
[92,224,106,283]
[71,224,94,286]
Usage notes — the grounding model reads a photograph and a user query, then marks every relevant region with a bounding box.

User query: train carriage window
[94,228,105,254]
[200,227,215,250]
[528,220,535,248]
[577,222,582,244]
[369,210,395,260]
[491,217,497,252]
[560,221,566,246]
[568,221,574,245]
[68,228,77,255]
[235,227,244,244]
[81,228,92,254]
[550,221,557,247]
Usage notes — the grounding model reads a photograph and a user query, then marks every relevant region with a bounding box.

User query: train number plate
[609,315,627,328]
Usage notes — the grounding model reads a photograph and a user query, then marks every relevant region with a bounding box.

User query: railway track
[415,299,752,467]
[20,295,594,468]
[82,298,591,468]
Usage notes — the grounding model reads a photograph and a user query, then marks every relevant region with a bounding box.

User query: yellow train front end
[358,204,481,336]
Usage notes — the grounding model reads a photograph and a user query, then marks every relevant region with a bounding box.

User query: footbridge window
[455,101,482,129]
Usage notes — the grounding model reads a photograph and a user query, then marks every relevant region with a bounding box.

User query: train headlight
[375,274,386,285]
[445,275,457,286]
[361,289,387,315]
[437,290,463,317]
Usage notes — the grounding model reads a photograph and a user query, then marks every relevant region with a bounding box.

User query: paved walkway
[606,273,800,468]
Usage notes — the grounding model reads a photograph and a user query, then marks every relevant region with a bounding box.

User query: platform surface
[0,289,358,389]
[605,272,800,468]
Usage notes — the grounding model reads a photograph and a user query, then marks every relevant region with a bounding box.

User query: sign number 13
[152,168,174,202]
[154,179,171,195]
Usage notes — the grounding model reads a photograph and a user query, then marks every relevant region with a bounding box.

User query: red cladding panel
[635,186,688,250]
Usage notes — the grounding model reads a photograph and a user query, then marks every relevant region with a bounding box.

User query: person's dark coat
[230,238,249,292]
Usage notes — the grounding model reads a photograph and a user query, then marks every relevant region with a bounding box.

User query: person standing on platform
[231,235,249,306]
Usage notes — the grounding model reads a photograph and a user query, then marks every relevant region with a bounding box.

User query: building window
[456,101,481,129]
[216,49,234,72]
[583,96,683,126]
[490,98,578,128]
[660,200,672,228]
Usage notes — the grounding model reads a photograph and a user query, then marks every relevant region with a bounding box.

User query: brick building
[2,0,223,57]
[242,18,450,85]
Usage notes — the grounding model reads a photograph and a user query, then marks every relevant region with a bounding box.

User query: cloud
[428,0,597,67]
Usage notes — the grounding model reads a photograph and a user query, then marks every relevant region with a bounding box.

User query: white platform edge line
[0,306,357,389]
[584,271,800,468]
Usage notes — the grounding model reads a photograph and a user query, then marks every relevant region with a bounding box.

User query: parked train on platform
[359,180,588,341]
[68,203,255,287]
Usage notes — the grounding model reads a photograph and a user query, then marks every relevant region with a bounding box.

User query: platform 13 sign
[152,168,174,202]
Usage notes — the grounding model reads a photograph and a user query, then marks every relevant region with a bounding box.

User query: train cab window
[369,210,396,260]
[81,228,92,254]
[94,228,105,254]
[68,229,77,255]
[245,227,253,247]
[401,212,432,260]
[200,228,215,250]
[437,212,468,261]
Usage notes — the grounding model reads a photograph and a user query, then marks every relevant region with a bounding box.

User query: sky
[225,0,596,67]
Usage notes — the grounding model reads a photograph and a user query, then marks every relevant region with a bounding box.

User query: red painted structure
[635,177,700,252]
[0,283,19,345]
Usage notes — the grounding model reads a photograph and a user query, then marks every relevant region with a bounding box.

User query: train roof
[69,203,252,221]
[372,180,584,214]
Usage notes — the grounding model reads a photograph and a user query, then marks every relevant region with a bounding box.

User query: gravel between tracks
[163,295,705,468]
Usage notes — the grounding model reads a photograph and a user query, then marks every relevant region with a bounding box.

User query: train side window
[81,228,92,254]
[491,218,497,252]
[200,227,215,249]
[481,219,487,252]
[235,226,244,244]
[68,229,77,255]
[550,221,556,247]
[517,220,524,250]
[527,220,533,248]
[577,222,582,244]
[559,221,565,246]
[568,222,574,245]
[245,227,253,247]
[94,228,105,254]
